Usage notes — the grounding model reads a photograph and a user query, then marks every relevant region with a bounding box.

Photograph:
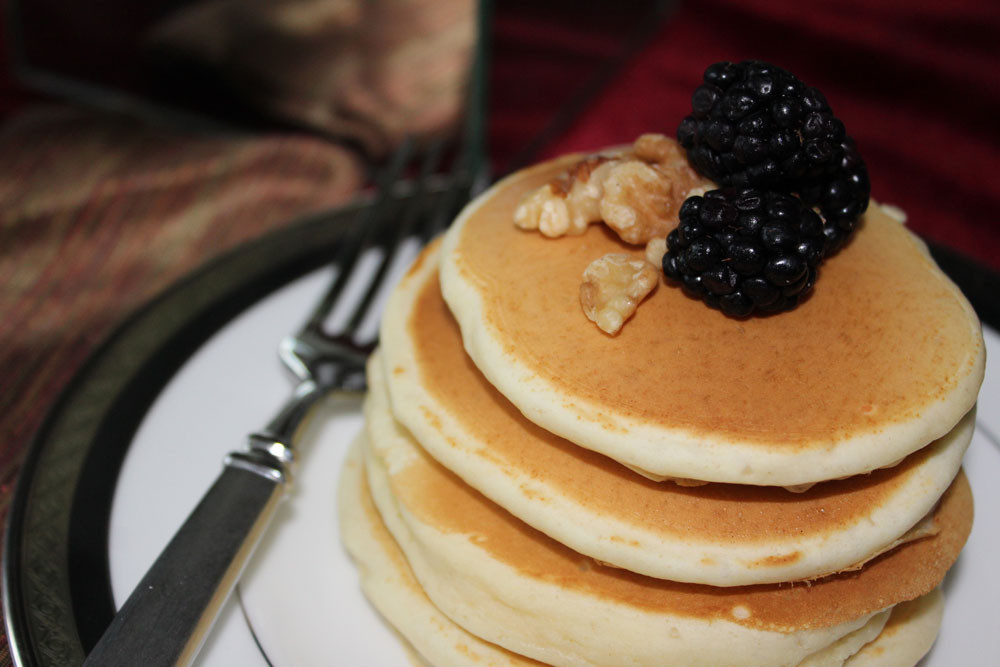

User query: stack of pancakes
[339,151,986,666]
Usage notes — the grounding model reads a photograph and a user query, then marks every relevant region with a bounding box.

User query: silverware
[82,136,481,666]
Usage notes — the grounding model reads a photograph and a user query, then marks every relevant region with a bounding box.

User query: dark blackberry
[677,60,869,238]
[663,188,826,316]
[799,137,870,254]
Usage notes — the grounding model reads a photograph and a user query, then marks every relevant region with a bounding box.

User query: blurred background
[0,0,999,660]
[5,1,1000,216]
[3,0,1000,265]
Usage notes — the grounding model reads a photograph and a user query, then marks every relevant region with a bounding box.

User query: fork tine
[300,138,416,334]
[340,137,450,334]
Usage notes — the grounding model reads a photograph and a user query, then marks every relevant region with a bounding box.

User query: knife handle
[84,454,287,667]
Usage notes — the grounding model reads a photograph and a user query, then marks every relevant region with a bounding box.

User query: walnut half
[600,134,709,244]
[514,133,712,245]
[514,157,614,237]
[580,254,659,335]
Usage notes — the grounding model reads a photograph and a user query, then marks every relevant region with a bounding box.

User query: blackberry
[799,136,870,254]
[677,60,869,234]
[662,187,827,316]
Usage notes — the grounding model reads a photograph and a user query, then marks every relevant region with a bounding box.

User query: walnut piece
[645,237,667,267]
[601,134,712,244]
[514,134,712,244]
[514,157,614,237]
[600,160,676,244]
[633,132,685,163]
[580,254,658,335]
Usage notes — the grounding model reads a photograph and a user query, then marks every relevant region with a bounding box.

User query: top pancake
[439,152,985,485]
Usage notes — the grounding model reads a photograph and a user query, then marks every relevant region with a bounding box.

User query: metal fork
[83,137,480,667]
[239,136,464,472]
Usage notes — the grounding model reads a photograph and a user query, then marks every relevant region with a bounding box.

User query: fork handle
[83,462,286,666]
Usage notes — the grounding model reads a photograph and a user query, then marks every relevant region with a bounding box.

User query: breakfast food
[662,188,831,316]
[378,244,974,585]
[340,437,953,666]
[513,133,708,244]
[675,60,869,251]
[338,441,541,667]
[439,154,983,487]
[340,60,985,665]
[345,410,969,666]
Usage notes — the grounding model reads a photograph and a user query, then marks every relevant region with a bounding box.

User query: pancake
[799,613,889,667]
[845,588,944,666]
[376,245,974,585]
[338,439,543,667]
[437,152,985,486]
[358,382,973,667]
[340,437,949,667]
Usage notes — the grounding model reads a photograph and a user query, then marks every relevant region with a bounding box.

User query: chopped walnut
[602,136,712,244]
[645,237,667,267]
[600,161,676,244]
[514,134,712,244]
[514,157,614,237]
[514,185,574,236]
[633,132,685,163]
[580,254,658,335]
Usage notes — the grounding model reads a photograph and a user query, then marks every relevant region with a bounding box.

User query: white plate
[108,266,1000,666]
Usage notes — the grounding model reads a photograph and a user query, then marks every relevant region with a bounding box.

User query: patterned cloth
[146,0,477,157]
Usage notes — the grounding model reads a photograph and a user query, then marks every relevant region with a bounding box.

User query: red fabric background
[4,0,999,268]
[490,0,1000,271]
